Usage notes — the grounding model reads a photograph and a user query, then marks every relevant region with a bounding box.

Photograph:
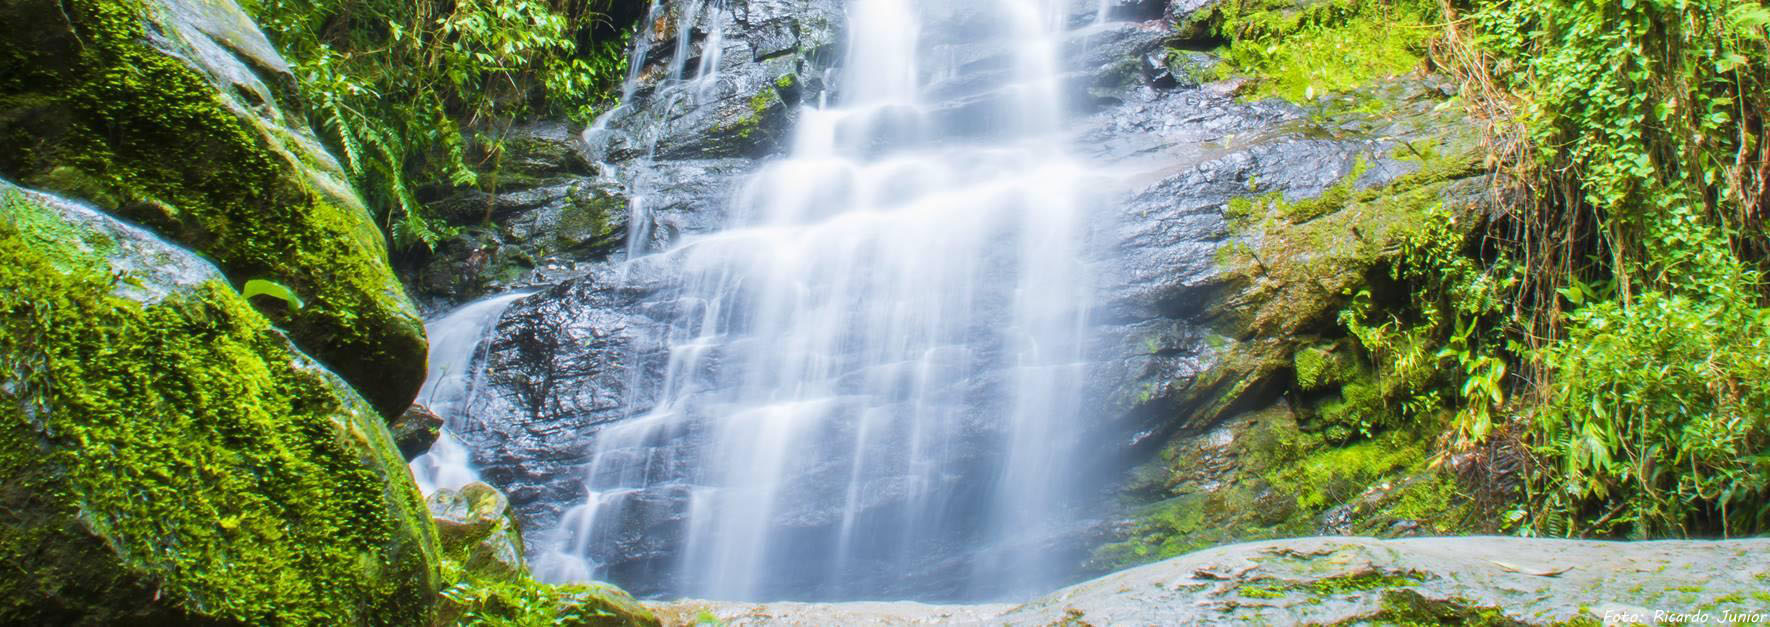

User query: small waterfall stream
[410,292,531,495]
[522,0,1111,601]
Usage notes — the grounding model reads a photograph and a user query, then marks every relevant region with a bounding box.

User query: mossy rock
[1094,402,1500,572]
[429,482,526,581]
[0,0,426,417]
[0,182,440,623]
[437,577,660,627]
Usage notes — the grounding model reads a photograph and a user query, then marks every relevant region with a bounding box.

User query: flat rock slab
[649,536,1770,625]
[648,601,1014,626]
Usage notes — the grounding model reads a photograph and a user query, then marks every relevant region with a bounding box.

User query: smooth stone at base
[655,536,1770,625]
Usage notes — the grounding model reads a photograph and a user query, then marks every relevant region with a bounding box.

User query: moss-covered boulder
[430,483,526,581]
[0,181,440,623]
[422,480,657,626]
[0,0,426,417]
[437,577,660,627]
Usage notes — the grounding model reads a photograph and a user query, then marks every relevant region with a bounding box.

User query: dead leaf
[1490,560,1572,577]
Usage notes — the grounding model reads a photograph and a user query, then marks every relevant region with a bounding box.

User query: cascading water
[410,292,531,495]
[527,0,1111,601]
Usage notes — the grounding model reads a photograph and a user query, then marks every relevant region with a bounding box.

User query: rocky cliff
[423,0,1501,601]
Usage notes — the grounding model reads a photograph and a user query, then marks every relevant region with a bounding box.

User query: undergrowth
[243,0,637,248]
[1203,0,1770,541]
[1458,0,1770,538]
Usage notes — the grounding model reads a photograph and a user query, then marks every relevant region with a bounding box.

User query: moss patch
[0,190,439,623]
[1097,398,1491,569]
[438,571,659,627]
[0,0,426,417]
[1203,0,1441,103]
[1355,589,1525,626]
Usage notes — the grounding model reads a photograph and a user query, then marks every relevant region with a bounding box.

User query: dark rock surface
[392,404,446,461]
[401,0,846,313]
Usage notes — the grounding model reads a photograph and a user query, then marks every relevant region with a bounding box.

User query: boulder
[425,480,661,626]
[0,0,427,417]
[0,181,439,623]
[430,482,527,580]
[660,536,1770,625]
[391,404,446,461]
[1001,536,1770,625]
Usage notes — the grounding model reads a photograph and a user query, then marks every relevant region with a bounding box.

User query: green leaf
[1557,284,1584,305]
[241,279,305,310]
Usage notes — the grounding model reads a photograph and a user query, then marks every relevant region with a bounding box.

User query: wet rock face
[392,404,446,461]
[452,0,1478,601]
[402,1,846,314]
[399,122,632,313]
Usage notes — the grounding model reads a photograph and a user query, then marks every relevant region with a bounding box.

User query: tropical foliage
[243,0,634,248]
[1465,0,1770,537]
[1204,0,1770,540]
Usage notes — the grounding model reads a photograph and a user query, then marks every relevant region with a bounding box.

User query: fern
[243,0,635,251]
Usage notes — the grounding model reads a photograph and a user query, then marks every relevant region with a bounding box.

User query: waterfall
[530,0,1110,601]
[410,292,531,495]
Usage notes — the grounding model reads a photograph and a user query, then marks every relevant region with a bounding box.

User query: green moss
[0,193,439,622]
[715,75,795,143]
[1377,473,1474,534]
[1097,397,1495,571]
[438,570,659,627]
[1308,571,1426,596]
[0,0,426,417]
[1265,428,1424,511]
[1239,583,1287,599]
[1227,570,1428,607]
[1293,341,1356,392]
[557,185,625,249]
[1358,589,1522,626]
[739,87,779,140]
[1206,0,1441,103]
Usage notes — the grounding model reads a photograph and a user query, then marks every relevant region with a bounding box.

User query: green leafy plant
[240,278,305,310]
[1452,0,1770,537]
[242,0,634,249]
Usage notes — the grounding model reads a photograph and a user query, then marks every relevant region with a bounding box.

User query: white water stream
[526,0,1106,601]
[409,292,531,495]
